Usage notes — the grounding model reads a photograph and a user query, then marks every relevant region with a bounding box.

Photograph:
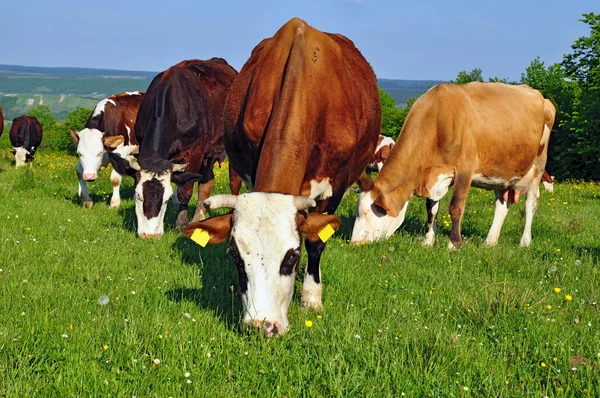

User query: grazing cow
[0,105,4,137]
[109,58,238,238]
[367,135,395,175]
[351,82,555,249]
[10,115,43,167]
[541,170,555,192]
[70,91,145,208]
[183,18,381,336]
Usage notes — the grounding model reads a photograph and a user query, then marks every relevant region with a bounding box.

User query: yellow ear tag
[318,224,335,243]
[190,228,210,247]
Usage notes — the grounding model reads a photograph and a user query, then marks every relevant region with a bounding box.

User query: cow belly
[471,173,525,190]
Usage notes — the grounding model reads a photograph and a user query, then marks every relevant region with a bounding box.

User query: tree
[379,89,416,140]
[561,13,600,179]
[52,108,92,154]
[451,68,484,84]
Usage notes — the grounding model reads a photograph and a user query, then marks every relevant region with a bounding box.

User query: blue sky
[0,0,596,80]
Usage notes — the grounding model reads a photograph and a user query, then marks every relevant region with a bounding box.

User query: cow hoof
[519,238,531,248]
[482,239,498,247]
[83,201,94,209]
[109,198,121,209]
[421,236,435,247]
[300,297,323,312]
[447,240,459,251]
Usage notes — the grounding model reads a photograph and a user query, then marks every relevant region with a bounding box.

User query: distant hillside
[377,78,445,105]
[0,64,442,123]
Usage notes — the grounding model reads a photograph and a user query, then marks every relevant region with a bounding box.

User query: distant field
[0,93,98,121]
[0,145,599,396]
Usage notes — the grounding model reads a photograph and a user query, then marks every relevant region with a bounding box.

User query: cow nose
[248,320,283,337]
[139,233,163,239]
[83,173,97,181]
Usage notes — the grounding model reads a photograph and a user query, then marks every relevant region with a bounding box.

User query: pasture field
[0,149,599,397]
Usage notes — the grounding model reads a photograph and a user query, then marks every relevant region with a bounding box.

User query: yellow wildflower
[565,295,573,301]
[553,287,561,294]
[305,320,313,328]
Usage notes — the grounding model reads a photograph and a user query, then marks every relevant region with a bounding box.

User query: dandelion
[565,295,573,301]
[388,246,395,252]
[317,315,322,319]
[547,305,552,310]
[186,379,192,384]
[153,358,160,365]
[463,386,469,391]
[207,353,212,358]
[553,287,561,294]
[541,362,547,368]
[103,345,109,350]
[556,248,561,252]
[184,372,191,378]
[305,320,313,327]
[548,266,557,273]
[98,295,110,306]
[553,357,558,362]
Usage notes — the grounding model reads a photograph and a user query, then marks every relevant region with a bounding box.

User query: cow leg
[448,172,472,250]
[192,179,214,223]
[229,166,243,195]
[520,177,542,247]
[422,199,439,247]
[175,183,194,230]
[484,188,510,246]
[109,170,122,209]
[301,238,325,311]
[76,160,93,208]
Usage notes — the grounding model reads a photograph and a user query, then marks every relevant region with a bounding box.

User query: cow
[10,115,43,167]
[70,91,145,209]
[350,82,555,250]
[0,105,4,137]
[182,18,381,336]
[541,170,555,192]
[367,135,395,175]
[108,58,239,238]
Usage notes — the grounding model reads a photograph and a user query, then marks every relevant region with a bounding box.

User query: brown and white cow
[10,115,43,167]
[541,170,555,192]
[366,135,395,175]
[351,82,555,249]
[109,59,238,238]
[70,91,144,208]
[182,18,381,336]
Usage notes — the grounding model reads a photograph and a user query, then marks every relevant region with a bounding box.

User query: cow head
[350,175,409,244]
[183,192,340,336]
[71,128,123,181]
[109,154,207,238]
[13,147,30,167]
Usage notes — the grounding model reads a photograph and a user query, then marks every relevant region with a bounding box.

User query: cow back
[10,115,43,150]
[135,58,238,170]
[224,17,380,198]
[86,92,145,146]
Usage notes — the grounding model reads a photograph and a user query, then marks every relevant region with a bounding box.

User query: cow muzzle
[83,173,98,181]
[246,320,285,337]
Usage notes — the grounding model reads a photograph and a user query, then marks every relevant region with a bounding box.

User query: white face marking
[230,193,301,333]
[542,181,554,192]
[309,178,333,200]
[124,91,141,96]
[350,190,408,243]
[92,98,116,117]
[76,128,105,178]
[135,170,173,237]
[14,147,29,167]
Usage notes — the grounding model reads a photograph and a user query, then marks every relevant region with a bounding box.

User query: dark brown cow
[183,18,381,336]
[70,91,145,208]
[10,115,43,167]
[109,59,238,238]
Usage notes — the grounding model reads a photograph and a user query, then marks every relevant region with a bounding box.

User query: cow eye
[280,247,301,276]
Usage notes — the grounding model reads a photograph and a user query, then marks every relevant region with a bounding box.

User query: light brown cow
[183,18,381,336]
[351,82,555,249]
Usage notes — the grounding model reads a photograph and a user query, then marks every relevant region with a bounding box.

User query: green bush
[51,107,92,154]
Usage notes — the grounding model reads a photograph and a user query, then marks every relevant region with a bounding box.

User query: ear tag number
[318,224,335,243]
[191,229,210,247]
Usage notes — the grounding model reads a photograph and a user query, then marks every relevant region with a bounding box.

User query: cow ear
[102,136,125,150]
[298,213,341,242]
[380,144,392,163]
[356,173,374,192]
[107,152,139,177]
[172,168,214,186]
[70,129,79,144]
[184,214,233,245]
[372,191,390,215]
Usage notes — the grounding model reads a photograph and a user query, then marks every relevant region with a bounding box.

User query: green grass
[0,148,599,397]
